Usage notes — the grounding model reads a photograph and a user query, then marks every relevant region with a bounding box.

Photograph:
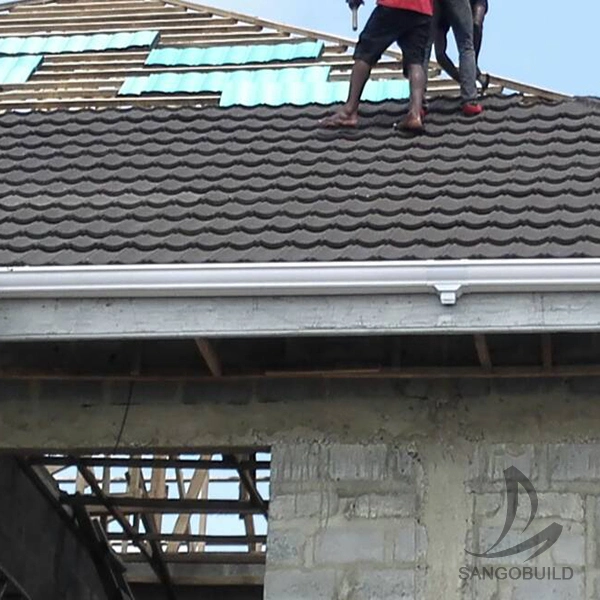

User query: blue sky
[207,0,596,97]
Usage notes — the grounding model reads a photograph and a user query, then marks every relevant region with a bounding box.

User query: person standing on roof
[424,0,483,115]
[321,0,434,132]
[433,0,489,93]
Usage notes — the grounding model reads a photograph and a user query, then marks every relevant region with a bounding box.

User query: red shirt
[377,0,434,16]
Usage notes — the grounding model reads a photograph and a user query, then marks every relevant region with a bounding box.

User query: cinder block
[339,569,415,600]
[508,571,584,600]
[314,522,386,565]
[271,443,417,488]
[482,445,538,484]
[344,493,416,519]
[461,576,499,600]
[475,493,584,526]
[549,522,585,567]
[295,489,339,519]
[267,528,310,568]
[387,520,423,564]
[550,445,600,482]
[269,494,297,521]
[264,568,336,600]
[536,494,585,521]
[181,380,250,405]
[271,443,324,484]
[327,445,414,482]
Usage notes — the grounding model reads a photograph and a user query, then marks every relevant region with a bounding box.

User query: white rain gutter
[2,259,600,306]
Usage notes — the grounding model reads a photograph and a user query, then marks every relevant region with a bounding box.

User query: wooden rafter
[34,455,268,470]
[195,339,222,377]
[137,469,177,600]
[223,453,268,517]
[36,450,270,590]
[166,463,210,553]
[79,497,265,514]
[15,364,600,380]
[73,461,154,564]
[474,334,492,371]
[0,0,567,112]
[541,333,553,371]
[107,533,266,544]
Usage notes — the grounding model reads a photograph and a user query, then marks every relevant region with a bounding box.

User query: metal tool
[347,0,364,31]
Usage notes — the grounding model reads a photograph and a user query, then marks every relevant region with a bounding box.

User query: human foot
[320,108,358,128]
[398,113,424,132]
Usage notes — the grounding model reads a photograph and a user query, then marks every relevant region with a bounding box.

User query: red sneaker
[463,102,483,116]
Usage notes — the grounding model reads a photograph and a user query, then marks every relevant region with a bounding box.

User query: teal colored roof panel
[0,31,159,55]
[146,41,324,67]
[119,66,331,96]
[0,55,42,85]
[220,79,410,107]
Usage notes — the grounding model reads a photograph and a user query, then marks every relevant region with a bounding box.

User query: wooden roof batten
[0,0,569,112]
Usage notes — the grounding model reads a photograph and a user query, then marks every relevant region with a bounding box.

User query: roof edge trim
[2,258,600,305]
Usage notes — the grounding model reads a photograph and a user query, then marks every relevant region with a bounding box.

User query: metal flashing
[2,259,600,304]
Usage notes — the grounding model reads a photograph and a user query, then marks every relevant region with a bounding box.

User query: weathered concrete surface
[266,441,600,600]
[0,457,107,600]
[4,378,600,598]
[3,292,600,341]
[3,377,600,450]
[265,444,424,600]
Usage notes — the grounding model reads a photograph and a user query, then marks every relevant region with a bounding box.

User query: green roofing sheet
[119,66,331,96]
[0,31,159,55]
[146,41,324,67]
[220,79,410,107]
[0,55,42,85]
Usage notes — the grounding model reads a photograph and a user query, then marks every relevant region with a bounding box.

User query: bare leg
[400,63,426,131]
[321,59,372,128]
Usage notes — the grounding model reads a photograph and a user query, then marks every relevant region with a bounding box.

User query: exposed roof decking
[0,0,424,110]
[0,0,561,111]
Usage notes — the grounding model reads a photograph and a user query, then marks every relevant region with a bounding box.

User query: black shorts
[353,6,432,77]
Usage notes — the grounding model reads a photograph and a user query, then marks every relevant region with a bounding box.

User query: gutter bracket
[434,284,463,306]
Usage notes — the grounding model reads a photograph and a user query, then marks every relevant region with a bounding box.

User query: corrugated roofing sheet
[119,66,331,96]
[146,41,324,67]
[0,55,42,85]
[0,31,159,55]
[220,79,410,107]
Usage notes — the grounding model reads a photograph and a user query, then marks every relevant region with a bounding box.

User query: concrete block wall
[9,376,600,598]
[266,442,600,600]
[464,444,597,600]
[265,444,425,600]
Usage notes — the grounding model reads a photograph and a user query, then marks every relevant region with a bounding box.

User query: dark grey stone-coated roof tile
[1,94,600,265]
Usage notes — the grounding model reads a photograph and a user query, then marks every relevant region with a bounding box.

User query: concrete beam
[130,583,263,600]
[126,560,264,586]
[2,292,600,340]
[3,376,600,450]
